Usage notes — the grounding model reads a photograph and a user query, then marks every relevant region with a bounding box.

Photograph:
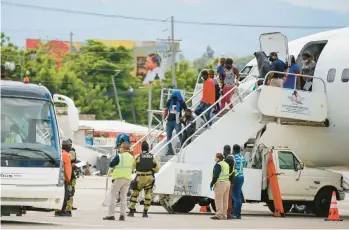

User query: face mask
[269,57,274,62]
[302,59,309,64]
[225,66,232,70]
[62,146,71,152]
[172,96,178,101]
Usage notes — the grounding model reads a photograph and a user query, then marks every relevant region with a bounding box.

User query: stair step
[196,128,207,135]
[160,155,174,163]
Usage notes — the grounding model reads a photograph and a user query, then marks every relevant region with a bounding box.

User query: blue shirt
[234,153,247,177]
[210,163,222,187]
[283,63,301,89]
[109,154,120,168]
[271,59,286,78]
[217,65,225,74]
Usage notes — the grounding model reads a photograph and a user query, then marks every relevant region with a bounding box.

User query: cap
[62,137,72,146]
[270,52,278,57]
[141,141,149,152]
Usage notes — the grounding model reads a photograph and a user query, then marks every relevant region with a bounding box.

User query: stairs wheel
[171,196,196,213]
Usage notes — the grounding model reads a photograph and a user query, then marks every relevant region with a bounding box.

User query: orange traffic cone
[325,191,342,221]
[200,206,207,212]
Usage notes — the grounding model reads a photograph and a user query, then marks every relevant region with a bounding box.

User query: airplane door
[260,32,289,63]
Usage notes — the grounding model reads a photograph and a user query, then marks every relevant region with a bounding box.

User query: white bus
[1,80,79,216]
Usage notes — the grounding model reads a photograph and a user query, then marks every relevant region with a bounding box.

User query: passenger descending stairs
[144,76,260,167]
[149,77,261,168]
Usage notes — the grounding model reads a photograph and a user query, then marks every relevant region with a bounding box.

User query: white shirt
[142,66,165,84]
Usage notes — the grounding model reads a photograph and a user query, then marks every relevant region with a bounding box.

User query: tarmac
[2,176,349,229]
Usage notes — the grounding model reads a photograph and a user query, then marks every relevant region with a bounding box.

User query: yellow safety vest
[212,160,230,186]
[112,152,134,180]
[4,132,16,144]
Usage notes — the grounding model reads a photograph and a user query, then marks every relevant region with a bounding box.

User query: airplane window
[327,69,336,83]
[342,69,349,83]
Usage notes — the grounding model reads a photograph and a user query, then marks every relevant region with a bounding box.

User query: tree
[1,33,254,124]
[59,40,135,120]
[1,33,22,79]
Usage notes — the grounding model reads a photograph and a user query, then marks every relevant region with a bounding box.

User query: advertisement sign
[278,90,310,119]
[141,53,165,85]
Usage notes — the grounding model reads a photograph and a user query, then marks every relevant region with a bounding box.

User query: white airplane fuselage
[247,28,349,167]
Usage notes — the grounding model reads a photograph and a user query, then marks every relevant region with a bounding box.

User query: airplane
[240,27,349,169]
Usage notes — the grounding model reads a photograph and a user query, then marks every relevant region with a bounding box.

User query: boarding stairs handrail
[151,74,260,157]
[264,71,327,92]
[130,87,204,150]
[179,77,264,163]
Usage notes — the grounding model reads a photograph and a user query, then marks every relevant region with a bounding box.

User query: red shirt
[201,78,215,105]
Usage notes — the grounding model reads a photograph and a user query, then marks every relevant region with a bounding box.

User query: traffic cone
[325,191,342,221]
[200,206,207,212]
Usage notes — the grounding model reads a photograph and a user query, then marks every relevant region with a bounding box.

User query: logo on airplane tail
[288,91,304,105]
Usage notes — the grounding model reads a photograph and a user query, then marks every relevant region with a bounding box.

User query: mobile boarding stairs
[131,71,328,213]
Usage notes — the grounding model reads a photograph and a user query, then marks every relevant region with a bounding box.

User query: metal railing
[178,78,263,163]
[150,74,260,157]
[264,71,327,92]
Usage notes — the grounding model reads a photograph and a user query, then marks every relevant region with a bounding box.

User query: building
[26,38,180,76]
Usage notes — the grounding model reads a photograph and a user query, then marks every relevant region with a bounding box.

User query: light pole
[128,86,137,124]
[110,70,123,121]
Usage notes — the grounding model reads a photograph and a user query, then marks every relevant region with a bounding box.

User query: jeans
[181,131,194,147]
[232,176,244,217]
[194,102,212,124]
[166,121,182,153]
[220,86,234,111]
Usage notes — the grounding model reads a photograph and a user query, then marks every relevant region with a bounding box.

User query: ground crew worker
[210,153,230,220]
[66,140,79,215]
[55,137,72,217]
[223,145,235,219]
[128,141,160,217]
[112,134,132,203]
[104,142,134,221]
[232,144,247,219]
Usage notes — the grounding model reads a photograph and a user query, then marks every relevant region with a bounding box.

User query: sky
[1,0,349,60]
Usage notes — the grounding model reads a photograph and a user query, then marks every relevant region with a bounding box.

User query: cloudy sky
[1,0,349,59]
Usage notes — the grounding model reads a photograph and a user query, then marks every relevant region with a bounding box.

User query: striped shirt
[233,153,247,177]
